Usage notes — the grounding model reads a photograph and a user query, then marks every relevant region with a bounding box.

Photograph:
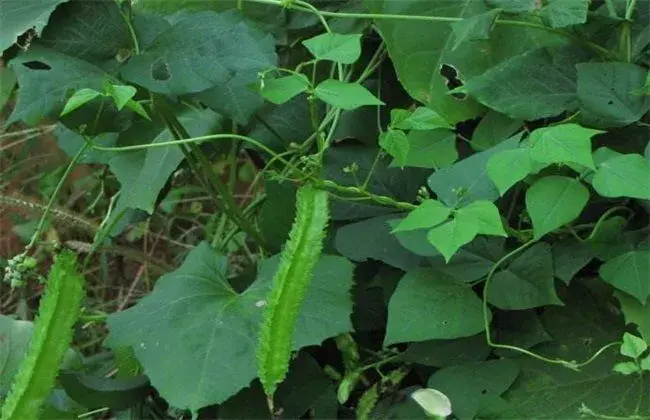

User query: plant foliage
[1,0,649,418]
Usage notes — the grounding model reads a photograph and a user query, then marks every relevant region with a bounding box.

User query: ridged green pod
[257,186,329,399]
[1,250,85,420]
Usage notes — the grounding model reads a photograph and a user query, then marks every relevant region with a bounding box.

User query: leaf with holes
[365,0,563,123]
[526,176,589,239]
[120,10,276,95]
[0,0,71,52]
[8,46,110,125]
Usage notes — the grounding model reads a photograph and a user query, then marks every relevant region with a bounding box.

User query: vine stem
[482,239,620,370]
[25,144,89,253]
[245,0,611,57]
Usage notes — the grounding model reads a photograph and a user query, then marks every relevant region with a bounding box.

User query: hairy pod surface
[256,186,329,398]
[1,250,85,420]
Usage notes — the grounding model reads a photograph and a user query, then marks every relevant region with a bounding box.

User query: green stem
[247,0,611,57]
[117,0,140,55]
[26,144,89,252]
[318,180,415,211]
[159,108,268,249]
[482,239,620,370]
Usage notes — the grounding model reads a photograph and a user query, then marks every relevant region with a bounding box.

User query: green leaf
[392,107,452,131]
[379,129,409,167]
[106,84,137,110]
[249,96,318,153]
[456,200,507,237]
[451,9,501,50]
[427,360,520,420]
[302,33,362,64]
[0,317,78,392]
[0,318,34,392]
[460,48,578,120]
[600,250,650,304]
[107,108,220,224]
[485,0,536,13]
[54,123,117,164]
[493,310,553,357]
[400,334,491,367]
[195,70,264,125]
[592,154,650,199]
[540,0,588,28]
[471,110,523,151]
[121,10,276,95]
[384,269,489,345]
[613,361,640,375]
[427,213,479,263]
[393,200,451,233]
[106,243,354,412]
[8,47,110,125]
[336,214,425,271]
[59,371,149,410]
[488,243,562,310]
[525,176,589,239]
[259,180,297,252]
[325,145,429,220]
[391,129,457,169]
[501,285,648,418]
[577,62,650,127]
[37,0,131,64]
[487,148,533,195]
[428,134,520,207]
[529,123,600,170]
[427,237,506,282]
[642,355,650,371]
[260,74,310,105]
[124,99,150,120]
[0,0,70,52]
[0,66,17,111]
[313,79,384,110]
[60,88,103,116]
[620,333,648,359]
[552,238,594,284]
[615,291,650,344]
